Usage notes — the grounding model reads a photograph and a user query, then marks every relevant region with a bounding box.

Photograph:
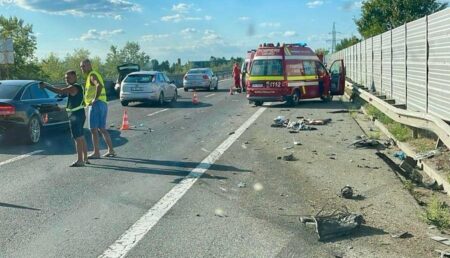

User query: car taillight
[203,75,209,80]
[0,104,15,115]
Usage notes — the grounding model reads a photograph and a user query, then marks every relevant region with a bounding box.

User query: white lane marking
[204,93,215,98]
[99,107,267,258]
[201,148,209,153]
[147,109,168,117]
[0,150,44,167]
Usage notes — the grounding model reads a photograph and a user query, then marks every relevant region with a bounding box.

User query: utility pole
[331,22,337,53]
[326,22,341,53]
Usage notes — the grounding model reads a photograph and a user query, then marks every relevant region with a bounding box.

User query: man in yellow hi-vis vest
[80,59,116,158]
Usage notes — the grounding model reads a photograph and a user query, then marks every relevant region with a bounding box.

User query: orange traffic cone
[192,91,199,104]
[120,109,130,130]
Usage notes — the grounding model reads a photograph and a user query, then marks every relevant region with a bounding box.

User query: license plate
[131,87,143,91]
[252,84,263,87]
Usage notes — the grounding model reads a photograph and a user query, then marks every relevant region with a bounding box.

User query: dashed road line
[99,107,267,258]
[0,150,44,167]
[147,109,168,117]
[205,93,216,98]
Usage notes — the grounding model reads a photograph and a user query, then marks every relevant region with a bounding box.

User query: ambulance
[246,43,345,106]
[240,49,256,92]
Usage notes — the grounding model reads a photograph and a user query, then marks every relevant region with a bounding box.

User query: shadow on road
[0,202,41,211]
[0,128,128,156]
[265,100,346,110]
[127,100,213,109]
[321,225,388,243]
[106,157,251,173]
[88,163,227,180]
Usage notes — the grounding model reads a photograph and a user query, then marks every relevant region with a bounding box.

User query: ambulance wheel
[254,101,263,106]
[321,95,333,102]
[288,90,301,106]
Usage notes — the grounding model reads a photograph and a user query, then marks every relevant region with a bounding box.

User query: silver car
[120,71,177,106]
[183,68,218,92]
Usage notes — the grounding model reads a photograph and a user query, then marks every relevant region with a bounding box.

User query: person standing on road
[39,71,89,167]
[232,62,241,93]
[80,59,116,159]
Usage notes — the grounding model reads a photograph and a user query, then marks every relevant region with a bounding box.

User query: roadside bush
[423,195,450,229]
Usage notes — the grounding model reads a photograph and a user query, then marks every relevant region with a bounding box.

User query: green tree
[315,48,330,56]
[356,0,447,38]
[335,36,361,51]
[40,53,66,83]
[0,16,41,79]
[120,41,150,69]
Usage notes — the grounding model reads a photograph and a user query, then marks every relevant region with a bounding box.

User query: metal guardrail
[346,80,450,151]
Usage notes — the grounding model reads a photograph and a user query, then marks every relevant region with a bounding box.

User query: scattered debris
[228,131,235,135]
[283,146,294,150]
[349,136,384,149]
[340,185,354,199]
[414,149,441,161]
[394,151,406,161]
[431,235,450,246]
[238,182,247,188]
[110,123,115,128]
[390,231,413,239]
[214,208,227,218]
[300,208,365,241]
[435,249,450,258]
[272,116,289,127]
[293,140,301,145]
[304,118,332,125]
[139,123,144,127]
[282,153,295,161]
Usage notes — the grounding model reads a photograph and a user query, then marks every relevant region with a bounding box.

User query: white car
[120,71,177,106]
[183,68,219,92]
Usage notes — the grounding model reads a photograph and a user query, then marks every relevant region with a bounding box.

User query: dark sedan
[0,80,69,144]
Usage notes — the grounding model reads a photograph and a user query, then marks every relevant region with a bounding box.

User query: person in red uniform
[232,63,241,93]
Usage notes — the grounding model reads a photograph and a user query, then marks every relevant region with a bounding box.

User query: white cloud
[141,34,170,41]
[284,31,297,37]
[260,22,281,28]
[172,3,192,13]
[181,28,197,34]
[238,16,250,21]
[161,13,211,22]
[202,30,222,42]
[75,29,124,41]
[307,0,324,8]
[161,14,183,22]
[1,0,141,17]
[114,15,123,20]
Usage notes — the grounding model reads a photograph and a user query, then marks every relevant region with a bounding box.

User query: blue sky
[0,0,363,63]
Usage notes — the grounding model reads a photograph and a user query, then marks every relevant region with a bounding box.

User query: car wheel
[214,82,218,91]
[121,101,129,106]
[207,83,211,91]
[158,92,165,106]
[254,101,263,107]
[171,90,178,103]
[27,116,41,144]
[184,88,188,92]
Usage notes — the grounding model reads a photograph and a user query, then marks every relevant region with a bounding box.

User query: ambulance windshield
[250,59,283,76]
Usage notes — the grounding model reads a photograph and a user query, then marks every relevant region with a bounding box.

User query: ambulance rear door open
[329,59,345,95]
